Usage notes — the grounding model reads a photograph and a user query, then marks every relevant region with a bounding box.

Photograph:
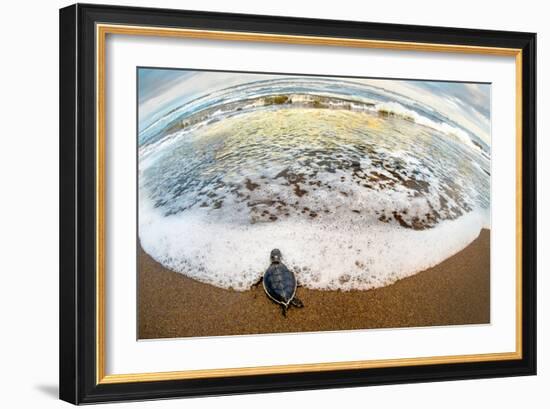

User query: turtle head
[270,249,282,264]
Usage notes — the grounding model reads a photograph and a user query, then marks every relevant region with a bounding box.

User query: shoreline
[138,229,490,339]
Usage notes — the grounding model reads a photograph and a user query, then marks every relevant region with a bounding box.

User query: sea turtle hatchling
[255,249,304,316]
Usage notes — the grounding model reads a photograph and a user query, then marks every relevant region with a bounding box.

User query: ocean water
[138,78,490,291]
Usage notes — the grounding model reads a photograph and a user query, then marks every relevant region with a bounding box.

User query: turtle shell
[263,263,297,306]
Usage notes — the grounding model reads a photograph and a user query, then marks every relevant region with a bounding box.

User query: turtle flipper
[291,297,304,308]
[281,304,288,317]
[251,275,263,288]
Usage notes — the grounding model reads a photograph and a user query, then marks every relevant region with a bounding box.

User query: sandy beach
[138,229,490,339]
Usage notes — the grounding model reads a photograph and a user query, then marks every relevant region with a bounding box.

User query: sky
[138,68,491,144]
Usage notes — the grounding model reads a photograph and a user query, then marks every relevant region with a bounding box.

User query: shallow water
[138,80,490,291]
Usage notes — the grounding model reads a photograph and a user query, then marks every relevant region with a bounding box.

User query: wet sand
[138,229,490,339]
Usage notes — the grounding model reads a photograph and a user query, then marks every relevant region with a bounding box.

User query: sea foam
[140,195,487,291]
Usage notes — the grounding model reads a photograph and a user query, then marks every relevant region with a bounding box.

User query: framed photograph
[59,3,536,404]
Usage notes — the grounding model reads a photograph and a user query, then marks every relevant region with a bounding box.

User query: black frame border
[59,3,536,404]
